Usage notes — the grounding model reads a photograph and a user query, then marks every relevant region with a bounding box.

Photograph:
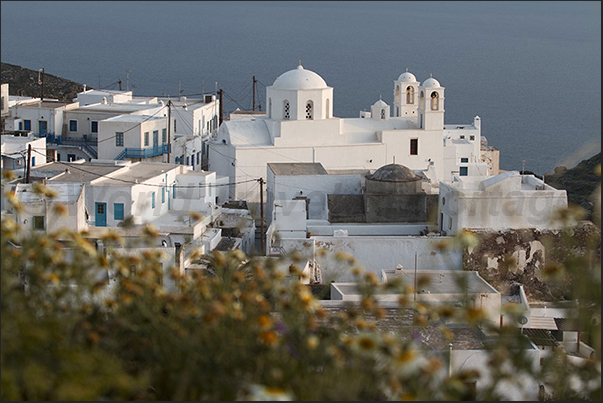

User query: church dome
[369,163,420,182]
[373,98,388,107]
[422,77,441,88]
[397,71,417,83]
[272,64,328,90]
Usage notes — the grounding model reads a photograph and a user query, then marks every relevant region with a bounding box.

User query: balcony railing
[41,133,98,159]
[115,144,170,160]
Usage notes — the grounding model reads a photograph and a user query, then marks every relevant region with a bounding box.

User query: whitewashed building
[209,64,490,207]
[1,133,47,174]
[438,171,568,234]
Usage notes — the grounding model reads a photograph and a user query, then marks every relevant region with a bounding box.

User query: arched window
[406,86,414,104]
[305,101,313,120]
[420,91,425,108]
[325,98,330,118]
[396,106,400,117]
[395,85,400,104]
[430,92,439,111]
[269,98,272,119]
[380,109,386,120]
[283,100,290,120]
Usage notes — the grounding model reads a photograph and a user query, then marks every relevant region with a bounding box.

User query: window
[460,166,468,176]
[151,192,156,208]
[38,120,48,135]
[380,109,386,119]
[153,130,159,147]
[283,101,290,120]
[470,135,475,141]
[116,132,124,147]
[460,135,465,139]
[162,187,165,203]
[461,157,469,163]
[395,85,400,104]
[162,128,167,143]
[174,120,177,132]
[410,138,418,155]
[305,101,313,119]
[91,121,98,133]
[69,119,78,132]
[325,98,330,118]
[68,154,76,162]
[430,91,439,110]
[31,156,35,166]
[406,86,414,104]
[33,216,45,230]
[144,132,149,146]
[268,98,272,118]
[23,119,31,131]
[114,203,124,220]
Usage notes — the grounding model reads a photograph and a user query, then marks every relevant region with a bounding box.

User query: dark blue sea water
[2,1,600,175]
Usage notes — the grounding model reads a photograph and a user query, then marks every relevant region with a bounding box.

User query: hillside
[545,152,601,221]
[1,62,87,102]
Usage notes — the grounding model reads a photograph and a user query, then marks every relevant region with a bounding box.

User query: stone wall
[463,221,600,302]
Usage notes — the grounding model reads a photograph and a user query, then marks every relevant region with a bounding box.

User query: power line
[27,148,258,189]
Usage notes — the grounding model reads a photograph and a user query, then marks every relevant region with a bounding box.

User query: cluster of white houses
[2,65,596,398]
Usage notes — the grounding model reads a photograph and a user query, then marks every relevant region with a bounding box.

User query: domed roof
[272,64,328,90]
[397,71,417,83]
[368,163,420,182]
[373,98,388,107]
[422,76,441,88]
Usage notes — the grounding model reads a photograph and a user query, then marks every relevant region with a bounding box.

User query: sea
[1,1,600,175]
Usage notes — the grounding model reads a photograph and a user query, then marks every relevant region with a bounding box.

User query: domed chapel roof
[368,163,421,182]
[272,64,328,90]
[397,71,417,83]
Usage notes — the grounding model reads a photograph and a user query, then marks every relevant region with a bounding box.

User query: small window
[461,157,469,163]
[410,138,418,155]
[144,132,149,146]
[174,120,177,132]
[90,121,98,133]
[114,203,124,220]
[305,101,313,119]
[162,187,166,203]
[459,166,468,176]
[162,128,167,143]
[68,154,76,162]
[31,156,35,167]
[380,109,385,119]
[69,119,78,132]
[460,135,465,140]
[469,135,475,141]
[116,132,124,147]
[33,216,45,230]
[152,192,156,208]
[284,101,290,120]
[23,119,31,131]
[153,130,159,146]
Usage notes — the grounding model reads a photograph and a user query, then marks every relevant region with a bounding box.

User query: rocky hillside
[1,62,87,102]
[545,152,601,222]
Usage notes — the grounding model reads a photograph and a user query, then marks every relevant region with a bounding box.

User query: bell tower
[418,74,444,131]
[393,69,419,119]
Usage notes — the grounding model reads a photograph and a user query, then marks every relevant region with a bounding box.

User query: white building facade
[438,171,568,234]
[209,64,488,207]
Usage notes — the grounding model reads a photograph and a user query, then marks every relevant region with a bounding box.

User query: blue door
[38,120,48,135]
[95,203,107,227]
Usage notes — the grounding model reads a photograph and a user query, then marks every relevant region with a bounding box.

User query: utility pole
[167,100,172,163]
[38,68,45,101]
[252,76,256,111]
[26,144,32,184]
[259,177,265,255]
[219,89,224,126]
[118,79,122,91]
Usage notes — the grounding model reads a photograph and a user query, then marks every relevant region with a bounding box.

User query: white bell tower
[393,69,419,119]
[418,74,445,131]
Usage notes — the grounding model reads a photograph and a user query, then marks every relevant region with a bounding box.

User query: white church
[208,63,493,208]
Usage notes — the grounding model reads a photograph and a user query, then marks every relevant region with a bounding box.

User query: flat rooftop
[269,162,328,176]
